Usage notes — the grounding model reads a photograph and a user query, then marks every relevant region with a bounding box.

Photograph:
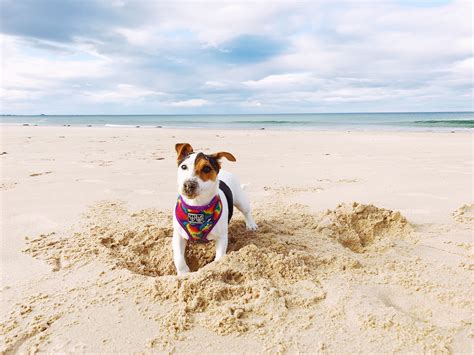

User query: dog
[172,143,257,275]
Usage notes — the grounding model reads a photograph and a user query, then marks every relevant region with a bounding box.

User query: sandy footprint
[263,185,324,194]
[0,181,18,190]
[344,285,459,352]
[75,179,106,184]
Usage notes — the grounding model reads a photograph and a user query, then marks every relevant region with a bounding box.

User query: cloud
[169,99,210,107]
[0,34,111,110]
[0,0,145,42]
[0,0,472,114]
[243,73,315,89]
[241,100,262,108]
[204,81,226,88]
[82,84,165,103]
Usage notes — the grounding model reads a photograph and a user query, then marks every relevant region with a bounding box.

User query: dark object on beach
[33,124,38,126]
[155,126,162,128]
[87,125,92,127]
[30,171,52,177]
[260,127,265,130]
[136,125,140,128]
[23,123,29,126]
[451,131,455,133]
[0,152,7,155]
[63,124,71,127]
[155,157,165,160]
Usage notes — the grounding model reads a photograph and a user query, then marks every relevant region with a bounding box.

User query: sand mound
[316,202,412,253]
[452,204,474,223]
[151,244,325,335]
[24,202,210,276]
[23,202,170,275]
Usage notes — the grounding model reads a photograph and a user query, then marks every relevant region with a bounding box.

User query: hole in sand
[24,201,413,278]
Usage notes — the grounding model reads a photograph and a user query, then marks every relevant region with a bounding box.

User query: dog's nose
[183,179,198,193]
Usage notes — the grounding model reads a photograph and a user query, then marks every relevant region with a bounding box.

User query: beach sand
[1,126,473,353]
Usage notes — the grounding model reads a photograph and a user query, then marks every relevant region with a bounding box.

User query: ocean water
[1,112,473,131]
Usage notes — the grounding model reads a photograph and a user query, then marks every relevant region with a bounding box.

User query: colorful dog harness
[175,181,234,242]
[175,194,223,242]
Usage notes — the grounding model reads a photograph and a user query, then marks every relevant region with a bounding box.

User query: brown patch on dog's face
[175,143,193,164]
[194,153,219,182]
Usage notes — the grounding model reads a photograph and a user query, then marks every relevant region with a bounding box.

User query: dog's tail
[241,183,250,191]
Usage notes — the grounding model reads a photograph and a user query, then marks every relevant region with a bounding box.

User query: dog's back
[217,170,256,231]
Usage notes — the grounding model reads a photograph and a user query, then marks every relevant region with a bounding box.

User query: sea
[1,112,473,131]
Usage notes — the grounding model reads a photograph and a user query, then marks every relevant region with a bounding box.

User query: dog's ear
[209,152,236,162]
[175,143,193,162]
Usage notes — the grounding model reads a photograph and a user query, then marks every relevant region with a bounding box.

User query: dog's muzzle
[183,179,198,197]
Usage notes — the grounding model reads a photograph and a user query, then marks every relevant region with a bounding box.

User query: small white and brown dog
[172,143,257,275]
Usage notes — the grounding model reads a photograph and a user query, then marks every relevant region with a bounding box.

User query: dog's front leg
[214,234,228,262]
[172,232,190,275]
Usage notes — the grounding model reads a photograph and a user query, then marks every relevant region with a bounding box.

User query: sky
[0,0,472,115]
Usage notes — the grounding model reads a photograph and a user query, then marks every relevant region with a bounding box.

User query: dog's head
[175,143,236,199]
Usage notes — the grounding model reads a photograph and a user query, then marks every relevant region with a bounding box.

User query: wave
[413,120,474,127]
[228,120,312,124]
[109,120,316,126]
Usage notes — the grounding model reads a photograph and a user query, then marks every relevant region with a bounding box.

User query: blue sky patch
[214,35,285,63]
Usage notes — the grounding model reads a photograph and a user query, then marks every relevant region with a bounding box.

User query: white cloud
[0,87,42,101]
[0,34,111,96]
[243,73,315,89]
[204,81,226,88]
[169,99,210,107]
[241,100,262,107]
[82,84,165,103]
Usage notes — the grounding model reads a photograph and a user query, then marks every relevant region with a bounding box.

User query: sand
[1,126,473,353]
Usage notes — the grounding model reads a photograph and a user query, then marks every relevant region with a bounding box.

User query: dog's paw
[246,221,258,231]
[177,267,190,276]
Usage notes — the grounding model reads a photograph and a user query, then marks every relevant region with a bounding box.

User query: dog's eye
[181,164,187,170]
[202,166,211,173]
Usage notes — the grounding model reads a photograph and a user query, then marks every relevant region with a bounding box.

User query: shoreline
[1,122,473,133]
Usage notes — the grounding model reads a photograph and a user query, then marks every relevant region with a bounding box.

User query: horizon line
[2,111,474,116]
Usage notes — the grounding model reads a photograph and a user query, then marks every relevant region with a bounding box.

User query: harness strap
[219,180,233,223]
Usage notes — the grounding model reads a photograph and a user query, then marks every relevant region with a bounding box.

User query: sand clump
[452,204,474,223]
[23,202,176,276]
[316,202,413,253]
[151,244,326,336]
